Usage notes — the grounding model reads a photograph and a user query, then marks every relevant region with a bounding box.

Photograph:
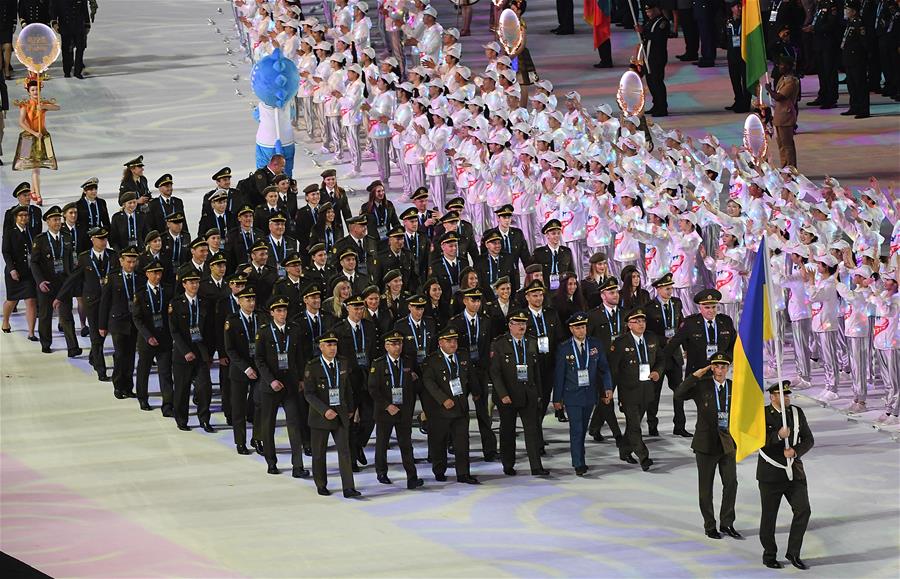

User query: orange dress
[13,98,58,171]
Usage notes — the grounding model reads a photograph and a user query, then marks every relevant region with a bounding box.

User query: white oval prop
[498,9,522,55]
[743,113,767,159]
[616,70,644,116]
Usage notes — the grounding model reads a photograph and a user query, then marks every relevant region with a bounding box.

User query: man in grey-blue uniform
[552,312,614,476]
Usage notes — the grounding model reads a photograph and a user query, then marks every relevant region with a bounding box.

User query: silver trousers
[515,214,539,255]
[876,349,900,414]
[816,331,841,391]
[406,164,425,196]
[345,124,362,172]
[327,117,344,159]
[790,317,813,380]
[565,240,586,279]
[674,287,697,317]
[300,96,316,140]
[466,201,489,241]
[373,138,392,186]
[720,302,741,330]
[847,336,873,402]
[428,174,448,211]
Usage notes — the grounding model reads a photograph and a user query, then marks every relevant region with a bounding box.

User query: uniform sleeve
[552,345,566,403]
[422,358,449,406]
[673,373,699,401]
[304,363,330,416]
[489,339,509,400]
[794,407,815,458]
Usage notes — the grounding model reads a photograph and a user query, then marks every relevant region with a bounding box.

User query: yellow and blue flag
[730,238,772,461]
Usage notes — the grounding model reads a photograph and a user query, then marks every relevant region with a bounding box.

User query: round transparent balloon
[617,71,644,116]
[743,113,767,159]
[14,23,60,73]
[498,9,522,55]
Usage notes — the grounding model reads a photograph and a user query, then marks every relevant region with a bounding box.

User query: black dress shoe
[640,459,652,471]
[434,473,447,482]
[840,110,856,116]
[696,61,715,68]
[139,400,152,411]
[620,453,638,464]
[720,526,743,539]
[80,327,90,337]
[855,113,870,119]
[98,374,111,382]
[648,427,659,437]
[676,53,698,61]
[177,424,191,431]
[377,473,392,484]
[531,468,550,476]
[591,431,604,442]
[27,335,39,342]
[407,478,424,489]
[252,440,264,455]
[483,452,497,462]
[706,529,722,539]
[292,467,310,478]
[351,462,360,472]
[41,346,52,354]
[236,444,251,455]
[819,103,836,109]
[554,29,574,35]
[785,554,808,570]
[649,110,668,117]
[357,448,368,465]
[503,466,517,476]
[267,464,280,475]
[162,406,174,418]
[1,326,10,333]
[673,428,693,438]
[458,475,481,485]
[724,104,735,110]
[575,465,588,476]
[593,61,613,69]
[303,446,312,456]
[317,487,331,496]
[201,423,215,433]
[556,408,569,422]
[764,560,783,569]
[125,392,137,398]
[114,391,128,399]
[343,488,362,498]
[74,72,84,79]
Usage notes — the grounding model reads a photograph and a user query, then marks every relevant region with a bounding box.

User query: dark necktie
[448,356,457,377]
[638,339,646,363]
[579,342,585,358]
[707,321,715,342]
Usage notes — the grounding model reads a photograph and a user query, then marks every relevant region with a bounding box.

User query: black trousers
[622,402,650,461]
[216,360,231,422]
[727,49,750,108]
[589,396,623,438]
[758,479,811,560]
[310,419,355,490]
[374,419,417,480]
[85,300,107,375]
[351,387,375,454]
[135,341,172,403]
[428,415,471,478]
[648,363,685,430]
[879,36,897,95]
[694,4,717,62]
[230,376,256,446]
[259,389,305,468]
[472,392,497,457]
[498,401,543,472]
[695,450,737,532]
[60,26,87,76]
[111,331,137,394]
[556,0,574,31]
[844,56,870,114]
[815,42,839,104]
[679,8,699,56]
[646,59,668,112]
[37,288,77,350]
[597,40,612,65]
[173,357,212,428]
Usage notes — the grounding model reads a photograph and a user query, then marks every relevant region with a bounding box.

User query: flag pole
[761,233,793,480]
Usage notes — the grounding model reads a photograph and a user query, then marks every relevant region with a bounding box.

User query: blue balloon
[250,48,299,108]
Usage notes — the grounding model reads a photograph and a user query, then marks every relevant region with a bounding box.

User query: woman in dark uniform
[507,0,538,107]
[319,170,352,226]
[422,276,450,329]
[309,202,344,253]
[619,264,650,309]
[119,156,150,209]
[360,180,400,243]
[2,206,38,338]
[553,271,586,336]
[450,267,479,317]
[3,182,42,236]
[0,0,16,80]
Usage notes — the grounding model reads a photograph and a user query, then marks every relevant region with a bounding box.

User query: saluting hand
[693,365,711,378]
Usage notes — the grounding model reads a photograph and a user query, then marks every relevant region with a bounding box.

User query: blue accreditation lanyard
[172,236,181,265]
[159,196,173,217]
[188,297,200,327]
[406,234,419,261]
[572,340,588,370]
[242,230,253,253]
[147,284,163,314]
[443,352,459,377]
[714,381,730,428]
[465,314,479,348]
[122,272,135,301]
[605,308,620,335]
[442,257,458,285]
[216,213,227,232]
[660,299,673,330]
[388,357,403,388]
[88,201,99,227]
[310,205,318,224]
[706,320,718,345]
[488,255,497,283]
[374,203,387,226]
[240,313,257,342]
[408,316,425,350]
[325,228,334,250]
[269,235,286,263]
[91,252,109,279]
[511,338,526,365]
[320,356,339,389]
[271,324,290,353]
[351,322,366,353]
[634,336,649,364]
[47,233,61,261]
[530,310,547,337]
[306,312,322,340]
